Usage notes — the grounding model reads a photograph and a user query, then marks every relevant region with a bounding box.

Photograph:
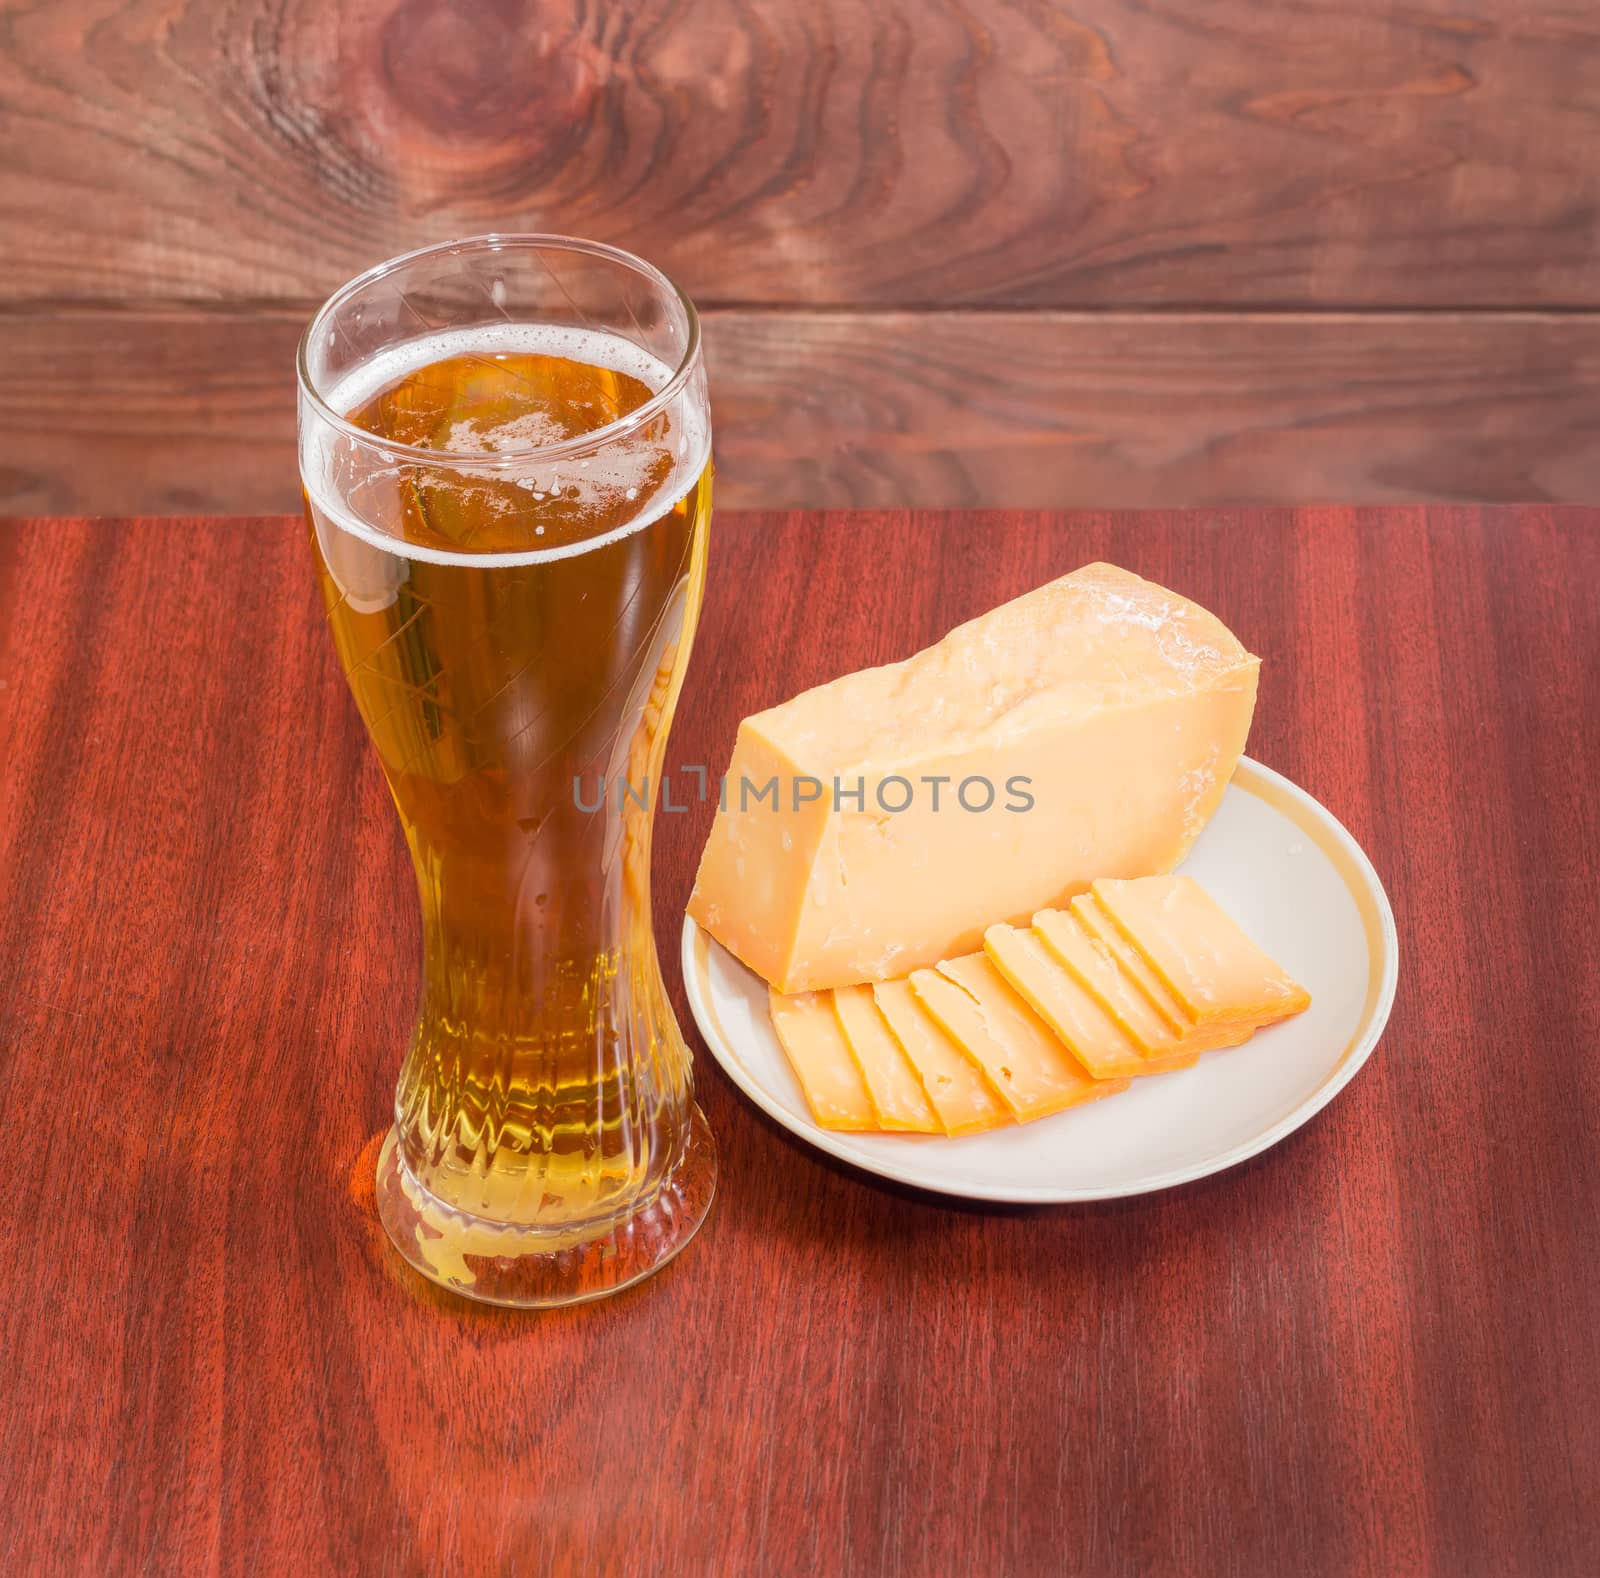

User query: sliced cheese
[872,980,1011,1135]
[982,924,1174,1078]
[1029,909,1181,1056]
[768,988,877,1130]
[1190,1023,1256,1055]
[831,984,942,1132]
[689,562,1259,992]
[1093,876,1312,1025]
[911,954,1129,1121]
[1070,893,1191,1034]
[1032,906,1256,1057]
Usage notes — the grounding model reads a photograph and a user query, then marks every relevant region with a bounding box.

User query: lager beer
[298,239,715,1306]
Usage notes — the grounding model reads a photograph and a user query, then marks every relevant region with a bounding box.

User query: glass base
[374,1106,716,1309]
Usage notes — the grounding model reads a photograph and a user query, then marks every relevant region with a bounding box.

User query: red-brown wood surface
[6,0,1600,517]
[1,509,1596,1576]
[7,310,1600,517]
[5,0,1599,310]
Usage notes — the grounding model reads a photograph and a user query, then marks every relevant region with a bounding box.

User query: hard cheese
[765,874,1306,1139]
[1093,876,1312,1025]
[983,923,1197,1078]
[768,988,877,1130]
[1033,906,1258,1057]
[910,953,1129,1121]
[1069,893,1191,1034]
[872,980,1011,1135]
[689,562,1259,993]
[1031,907,1180,1053]
[831,984,942,1132]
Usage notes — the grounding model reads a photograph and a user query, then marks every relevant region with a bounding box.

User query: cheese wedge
[911,954,1129,1120]
[768,988,877,1130]
[689,562,1259,992]
[983,924,1185,1078]
[1093,876,1312,1025]
[872,980,1011,1135]
[831,984,942,1132]
[1070,893,1190,1034]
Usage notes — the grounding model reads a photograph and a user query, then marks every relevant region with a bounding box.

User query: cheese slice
[832,984,942,1132]
[1070,893,1191,1034]
[1031,906,1256,1058]
[1093,876,1312,1025]
[910,954,1129,1121]
[872,980,1011,1135]
[768,988,877,1130]
[689,562,1259,992]
[984,924,1194,1078]
[1028,910,1183,1055]
[1189,1023,1256,1055]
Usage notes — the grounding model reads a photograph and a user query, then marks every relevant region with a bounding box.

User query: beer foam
[302,323,709,567]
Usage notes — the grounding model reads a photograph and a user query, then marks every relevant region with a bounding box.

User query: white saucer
[681,758,1398,1203]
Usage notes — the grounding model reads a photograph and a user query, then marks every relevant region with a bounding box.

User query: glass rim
[295,232,703,468]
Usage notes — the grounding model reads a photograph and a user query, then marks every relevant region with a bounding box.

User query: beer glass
[297,237,715,1306]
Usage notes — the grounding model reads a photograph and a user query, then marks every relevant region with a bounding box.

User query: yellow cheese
[871,980,1011,1135]
[1029,905,1256,1058]
[689,562,1259,992]
[1029,909,1182,1056]
[768,988,878,1130]
[910,953,1130,1121]
[831,984,942,1132]
[1093,876,1312,1025]
[1189,1023,1256,1054]
[983,924,1194,1078]
[1070,893,1191,1034]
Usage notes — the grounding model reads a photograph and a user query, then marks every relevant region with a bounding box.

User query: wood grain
[1,1,1598,309]
[4,307,1599,516]
[2,508,1597,1576]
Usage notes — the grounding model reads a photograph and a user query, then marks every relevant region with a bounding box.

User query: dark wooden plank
[2,2,1599,309]
[1,508,1597,1576]
[3,308,1599,517]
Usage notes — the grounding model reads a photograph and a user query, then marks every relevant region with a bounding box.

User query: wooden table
[3,508,1597,1577]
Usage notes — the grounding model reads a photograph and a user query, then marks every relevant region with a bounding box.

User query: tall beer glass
[297,237,715,1307]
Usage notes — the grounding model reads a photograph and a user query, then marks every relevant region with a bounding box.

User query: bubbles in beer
[305,324,707,562]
